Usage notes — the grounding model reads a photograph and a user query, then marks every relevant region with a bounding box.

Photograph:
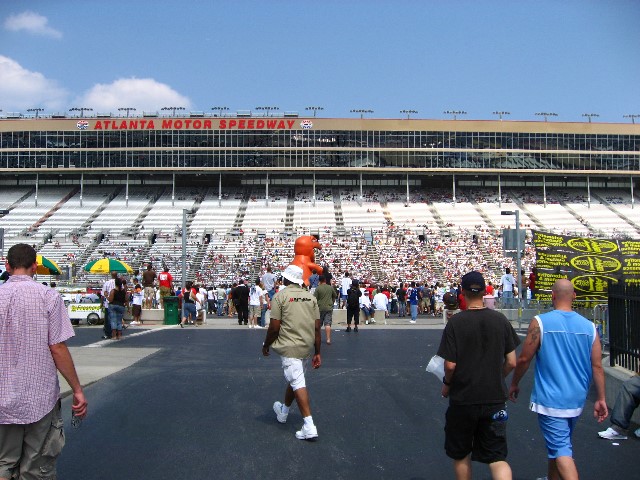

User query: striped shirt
[0,275,75,424]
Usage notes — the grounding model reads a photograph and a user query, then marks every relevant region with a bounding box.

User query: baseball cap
[282,264,304,286]
[461,271,486,293]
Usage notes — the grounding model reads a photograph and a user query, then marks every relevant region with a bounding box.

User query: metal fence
[608,283,640,372]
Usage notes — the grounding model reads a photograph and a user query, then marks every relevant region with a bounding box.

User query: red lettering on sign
[287,120,295,129]
[257,120,265,129]
[162,119,172,129]
[204,120,211,129]
[247,120,254,129]
[129,121,138,129]
[174,120,183,129]
[267,120,277,129]
[119,120,128,129]
[219,120,227,129]
[193,120,201,129]
[229,120,237,128]
[147,120,155,129]
[139,120,147,129]
[238,120,245,129]
[95,121,102,129]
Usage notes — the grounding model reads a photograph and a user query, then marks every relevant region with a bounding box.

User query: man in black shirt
[437,271,519,480]
[233,279,250,326]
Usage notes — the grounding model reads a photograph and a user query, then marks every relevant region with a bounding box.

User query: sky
[1,0,639,123]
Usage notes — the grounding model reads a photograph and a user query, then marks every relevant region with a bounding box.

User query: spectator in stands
[157,266,173,308]
[499,268,516,308]
[598,373,640,440]
[233,279,250,326]
[101,271,118,339]
[142,263,156,310]
[314,273,337,345]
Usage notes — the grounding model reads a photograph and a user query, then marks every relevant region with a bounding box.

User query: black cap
[461,271,486,293]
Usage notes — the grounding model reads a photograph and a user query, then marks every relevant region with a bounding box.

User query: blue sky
[1,0,639,122]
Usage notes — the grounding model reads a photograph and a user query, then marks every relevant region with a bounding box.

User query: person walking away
[157,266,173,308]
[233,280,250,326]
[0,243,88,480]
[509,279,608,480]
[408,281,421,324]
[108,277,127,339]
[499,268,516,309]
[520,269,529,307]
[195,285,206,325]
[141,263,156,309]
[308,269,320,294]
[340,272,352,309]
[261,267,276,300]
[259,281,270,328]
[345,279,362,332]
[598,373,640,440]
[396,283,407,317]
[262,265,321,441]
[179,281,198,328]
[207,286,216,315]
[437,271,519,480]
[314,273,337,344]
[248,278,265,329]
[101,270,118,339]
[216,284,226,316]
[528,268,537,301]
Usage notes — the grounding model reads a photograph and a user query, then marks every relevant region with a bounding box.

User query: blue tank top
[530,310,595,417]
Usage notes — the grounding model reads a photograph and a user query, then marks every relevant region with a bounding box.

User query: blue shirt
[530,310,595,417]
[408,288,420,305]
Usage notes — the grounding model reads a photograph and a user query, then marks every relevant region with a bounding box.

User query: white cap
[282,264,304,286]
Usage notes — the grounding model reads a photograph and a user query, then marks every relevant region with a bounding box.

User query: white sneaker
[295,423,318,440]
[598,427,627,440]
[409,320,416,324]
[273,401,288,424]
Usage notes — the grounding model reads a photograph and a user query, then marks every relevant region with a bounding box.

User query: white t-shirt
[500,273,516,291]
[373,292,389,310]
[359,290,371,308]
[249,285,264,306]
[341,277,352,295]
[196,292,205,311]
[132,291,143,306]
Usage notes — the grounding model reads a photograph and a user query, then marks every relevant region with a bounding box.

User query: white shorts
[281,356,308,391]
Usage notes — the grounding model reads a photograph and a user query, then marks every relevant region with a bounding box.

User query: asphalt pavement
[56,318,637,480]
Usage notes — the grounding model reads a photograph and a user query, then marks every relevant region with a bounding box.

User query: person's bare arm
[591,334,608,422]
[441,360,456,398]
[262,318,281,356]
[503,350,517,378]
[50,343,88,417]
[312,318,322,369]
[509,318,540,401]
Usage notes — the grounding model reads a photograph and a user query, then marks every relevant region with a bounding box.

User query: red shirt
[158,271,173,288]
[485,284,495,295]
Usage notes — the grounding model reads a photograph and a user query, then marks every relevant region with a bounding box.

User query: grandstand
[0,114,638,288]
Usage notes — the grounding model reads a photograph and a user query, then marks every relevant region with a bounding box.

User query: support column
[35,174,39,207]
[587,176,591,208]
[265,173,270,206]
[452,174,456,204]
[172,173,176,207]
[125,173,129,208]
[631,177,635,210]
[80,173,84,208]
[543,175,547,207]
[359,172,363,203]
[406,173,410,205]
[312,171,316,206]
[498,175,501,208]
[218,173,222,206]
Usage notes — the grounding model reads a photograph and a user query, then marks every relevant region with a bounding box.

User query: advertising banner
[533,231,640,306]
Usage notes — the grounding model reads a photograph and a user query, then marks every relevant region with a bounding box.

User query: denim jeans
[260,304,268,327]
[611,376,640,431]
[109,304,125,331]
[398,301,407,317]
[410,303,418,321]
[502,291,514,308]
[216,300,224,316]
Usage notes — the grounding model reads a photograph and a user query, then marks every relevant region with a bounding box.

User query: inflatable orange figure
[289,235,323,286]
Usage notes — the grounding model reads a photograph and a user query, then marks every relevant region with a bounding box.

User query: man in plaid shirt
[0,243,88,479]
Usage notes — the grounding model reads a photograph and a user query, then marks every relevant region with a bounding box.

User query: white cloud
[75,78,192,113]
[0,55,68,111]
[4,11,62,39]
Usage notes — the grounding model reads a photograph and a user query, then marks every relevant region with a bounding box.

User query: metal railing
[608,283,640,371]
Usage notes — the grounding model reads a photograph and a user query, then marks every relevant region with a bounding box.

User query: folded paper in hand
[426,355,445,380]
